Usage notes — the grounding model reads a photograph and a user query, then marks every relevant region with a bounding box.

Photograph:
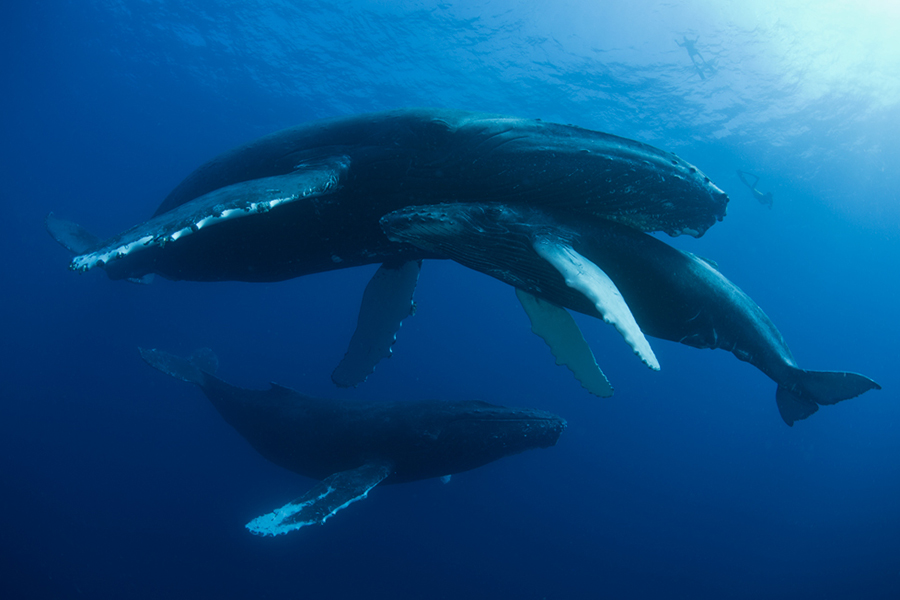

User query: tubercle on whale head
[436,404,567,455]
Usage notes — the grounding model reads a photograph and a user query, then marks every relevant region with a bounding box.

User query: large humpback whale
[47,108,728,386]
[140,347,566,536]
[381,203,881,425]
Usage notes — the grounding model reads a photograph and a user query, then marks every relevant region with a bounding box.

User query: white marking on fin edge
[533,238,660,371]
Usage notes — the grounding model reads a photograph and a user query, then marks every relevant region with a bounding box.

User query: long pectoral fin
[246,461,393,537]
[332,260,422,387]
[516,289,613,397]
[139,347,218,385]
[533,238,660,371]
[382,202,659,371]
[69,159,348,273]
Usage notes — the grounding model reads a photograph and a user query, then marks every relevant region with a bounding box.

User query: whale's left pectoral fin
[332,259,422,387]
[516,288,613,397]
[246,460,393,537]
[45,213,102,255]
[533,238,660,371]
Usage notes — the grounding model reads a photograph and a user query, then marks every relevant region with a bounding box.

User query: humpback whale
[47,108,728,386]
[381,203,881,425]
[140,347,566,536]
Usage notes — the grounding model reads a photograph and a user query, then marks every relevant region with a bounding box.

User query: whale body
[140,347,565,536]
[381,203,881,425]
[47,108,728,386]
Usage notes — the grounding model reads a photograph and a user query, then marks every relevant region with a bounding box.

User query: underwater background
[2,1,898,598]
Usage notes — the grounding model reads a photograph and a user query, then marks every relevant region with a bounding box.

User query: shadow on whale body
[47,108,728,387]
[380,203,881,426]
[139,347,566,536]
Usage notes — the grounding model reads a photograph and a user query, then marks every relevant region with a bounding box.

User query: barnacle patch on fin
[516,288,613,397]
[533,238,660,371]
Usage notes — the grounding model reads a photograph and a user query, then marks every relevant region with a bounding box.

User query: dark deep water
[2,2,898,598]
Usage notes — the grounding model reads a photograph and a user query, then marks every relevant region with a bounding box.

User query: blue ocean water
[2,1,898,598]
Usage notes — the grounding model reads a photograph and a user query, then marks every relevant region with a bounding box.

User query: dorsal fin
[684,251,719,270]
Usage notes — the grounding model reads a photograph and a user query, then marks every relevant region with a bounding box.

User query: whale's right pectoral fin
[516,288,613,397]
[332,259,422,387]
[246,461,394,537]
[45,213,102,255]
[63,159,348,275]
[533,237,660,372]
[381,202,659,373]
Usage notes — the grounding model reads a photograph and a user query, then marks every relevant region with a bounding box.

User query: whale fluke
[776,369,883,426]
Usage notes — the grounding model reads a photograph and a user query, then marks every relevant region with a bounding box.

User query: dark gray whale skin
[57,108,727,283]
[381,203,881,425]
[139,348,565,484]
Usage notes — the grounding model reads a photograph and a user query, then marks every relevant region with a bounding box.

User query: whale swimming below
[47,108,728,387]
[139,347,566,536]
[381,203,881,425]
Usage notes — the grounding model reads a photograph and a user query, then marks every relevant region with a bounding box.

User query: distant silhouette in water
[736,170,774,208]
[676,35,715,79]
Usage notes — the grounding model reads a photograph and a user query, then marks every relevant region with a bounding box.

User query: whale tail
[139,347,219,386]
[776,369,881,426]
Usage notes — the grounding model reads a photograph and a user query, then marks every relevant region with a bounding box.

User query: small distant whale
[47,108,728,386]
[140,347,566,536]
[381,203,881,425]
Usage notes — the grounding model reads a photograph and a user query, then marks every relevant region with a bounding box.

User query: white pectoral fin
[516,288,614,397]
[533,238,660,371]
[246,461,393,537]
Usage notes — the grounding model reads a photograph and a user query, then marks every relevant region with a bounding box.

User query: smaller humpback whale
[140,347,566,536]
[47,108,728,387]
[381,203,881,425]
